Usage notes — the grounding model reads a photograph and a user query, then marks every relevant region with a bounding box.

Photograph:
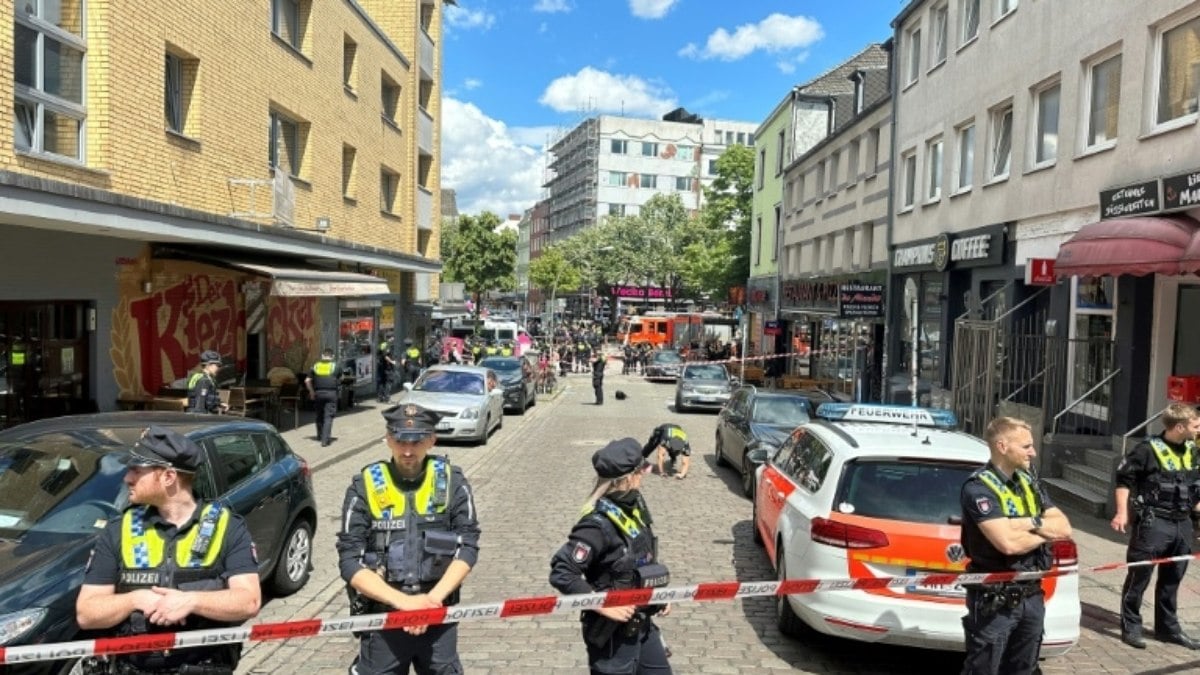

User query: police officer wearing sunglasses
[550,438,674,674]
[76,426,261,675]
[336,404,481,675]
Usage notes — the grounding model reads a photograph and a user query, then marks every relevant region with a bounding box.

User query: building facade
[0,0,453,427]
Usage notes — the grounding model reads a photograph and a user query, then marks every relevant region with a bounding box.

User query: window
[381,72,400,123]
[906,26,922,85]
[725,131,734,145]
[13,1,87,160]
[775,129,786,175]
[206,434,272,488]
[931,4,948,67]
[755,217,763,265]
[956,122,975,190]
[852,72,866,114]
[164,52,197,135]
[343,35,357,90]
[747,132,755,146]
[847,140,860,184]
[641,141,658,157]
[677,144,694,161]
[271,0,307,51]
[380,168,399,213]
[1155,15,1200,125]
[268,110,303,176]
[815,163,826,198]
[989,103,1013,179]
[927,137,943,200]
[639,174,657,189]
[960,0,980,44]
[1033,82,1060,165]
[1085,53,1121,148]
[675,176,691,191]
[837,460,975,524]
[867,127,881,176]
[608,171,627,186]
[610,139,628,154]
[902,151,917,207]
[757,148,766,189]
[996,0,1017,19]
[737,132,746,145]
[342,145,356,198]
[829,152,840,192]
[708,159,718,175]
[608,203,626,216]
[772,206,780,261]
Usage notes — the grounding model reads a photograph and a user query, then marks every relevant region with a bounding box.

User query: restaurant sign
[838,283,885,319]
[1163,169,1200,212]
[1099,180,1160,220]
[609,285,673,299]
[892,225,1005,272]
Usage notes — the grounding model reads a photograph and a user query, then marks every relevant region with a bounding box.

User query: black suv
[0,412,317,675]
[715,387,829,498]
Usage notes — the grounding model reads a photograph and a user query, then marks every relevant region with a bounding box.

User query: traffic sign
[1025,258,1056,285]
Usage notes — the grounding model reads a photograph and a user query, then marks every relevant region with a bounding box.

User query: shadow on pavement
[703,452,750,500]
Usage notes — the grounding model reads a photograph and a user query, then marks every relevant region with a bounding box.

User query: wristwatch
[1030,516,1044,531]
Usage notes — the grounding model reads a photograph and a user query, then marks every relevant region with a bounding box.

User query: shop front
[745,276,775,358]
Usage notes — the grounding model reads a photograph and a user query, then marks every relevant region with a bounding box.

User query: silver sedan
[397,365,505,445]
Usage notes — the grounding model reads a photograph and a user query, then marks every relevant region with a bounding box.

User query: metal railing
[1003,365,1048,403]
[1121,408,1166,455]
[1051,368,1122,435]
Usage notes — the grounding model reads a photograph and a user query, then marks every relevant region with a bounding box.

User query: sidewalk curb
[309,435,383,473]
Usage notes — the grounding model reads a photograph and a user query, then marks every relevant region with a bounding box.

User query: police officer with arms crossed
[959,416,1072,675]
[643,424,691,480]
[1112,402,1200,650]
[186,350,226,414]
[336,404,481,675]
[550,438,674,675]
[76,426,261,675]
[308,347,339,448]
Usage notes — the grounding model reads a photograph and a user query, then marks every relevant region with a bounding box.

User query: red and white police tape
[5,552,1199,665]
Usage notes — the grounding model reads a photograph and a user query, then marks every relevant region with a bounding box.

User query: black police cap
[200,350,222,365]
[592,438,646,479]
[383,403,442,441]
[127,425,203,472]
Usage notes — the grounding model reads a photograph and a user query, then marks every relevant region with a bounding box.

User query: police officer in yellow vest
[76,426,261,674]
[1112,402,1200,650]
[499,341,514,357]
[307,347,340,448]
[401,338,424,386]
[550,438,674,674]
[186,350,225,414]
[959,417,1073,675]
[336,404,481,675]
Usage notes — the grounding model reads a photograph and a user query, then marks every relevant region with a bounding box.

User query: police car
[752,403,1079,655]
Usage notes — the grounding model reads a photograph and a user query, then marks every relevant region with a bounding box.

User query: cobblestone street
[236,366,1200,674]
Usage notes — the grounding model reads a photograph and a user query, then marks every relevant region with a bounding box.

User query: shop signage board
[764,320,782,336]
[1162,169,1200,212]
[608,285,673,299]
[1099,180,1160,220]
[838,284,884,318]
[1024,258,1056,286]
[891,225,1005,272]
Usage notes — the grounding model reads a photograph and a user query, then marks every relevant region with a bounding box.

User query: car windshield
[653,352,683,364]
[835,459,979,525]
[415,370,485,395]
[752,397,811,425]
[684,365,727,380]
[0,441,128,540]
[480,359,521,372]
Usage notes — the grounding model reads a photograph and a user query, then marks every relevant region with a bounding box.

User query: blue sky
[440,0,900,217]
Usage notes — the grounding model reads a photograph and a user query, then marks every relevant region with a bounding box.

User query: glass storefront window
[1068,277,1117,417]
[339,306,377,385]
[919,277,943,382]
[1076,277,1114,310]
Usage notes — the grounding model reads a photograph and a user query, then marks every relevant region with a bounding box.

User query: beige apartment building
[0,0,453,427]
[890,0,1200,512]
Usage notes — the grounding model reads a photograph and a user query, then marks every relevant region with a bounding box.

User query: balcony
[417,185,434,231]
[418,107,434,155]
[419,29,435,79]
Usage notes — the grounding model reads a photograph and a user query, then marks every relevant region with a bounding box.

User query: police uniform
[1115,434,1200,648]
[377,341,396,403]
[591,353,606,405]
[550,439,672,675]
[82,427,258,674]
[959,462,1054,675]
[335,405,481,675]
[310,352,340,447]
[643,424,690,473]
[402,341,424,385]
[186,350,223,414]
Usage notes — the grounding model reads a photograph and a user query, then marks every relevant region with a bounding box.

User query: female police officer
[549,438,674,674]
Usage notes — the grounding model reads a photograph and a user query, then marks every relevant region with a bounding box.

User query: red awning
[1055,215,1200,278]
[1178,222,1200,274]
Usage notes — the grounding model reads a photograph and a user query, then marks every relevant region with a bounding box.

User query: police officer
[643,423,691,480]
[550,438,673,674]
[591,351,606,406]
[401,338,424,386]
[499,341,514,358]
[1112,402,1200,650]
[76,426,261,675]
[470,339,483,365]
[377,340,397,403]
[186,350,225,414]
[335,404,481,675]
[959,417,1072,675]
[308,347,339,448]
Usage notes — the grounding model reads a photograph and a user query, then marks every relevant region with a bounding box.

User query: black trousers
[593,379,603,404]
[583,618,672,675]
[376,373,391,401]
[961,587,1044,675]
[1120,514,1193,636]
[314,391,337,445]
[351,624,461,675]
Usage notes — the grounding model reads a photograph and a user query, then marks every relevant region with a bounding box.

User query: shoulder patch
[571,542,592,564]
[975,496,993,515]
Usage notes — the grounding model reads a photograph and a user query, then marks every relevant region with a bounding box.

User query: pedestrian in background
[549,438,673,674]
[336,404,480,675]
[1112,402,1200,650]
[959,417,1072,674]
[307,347,339,448]
[186,349,226,414]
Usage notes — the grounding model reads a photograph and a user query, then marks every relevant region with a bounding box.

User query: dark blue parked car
[0,412,317,675]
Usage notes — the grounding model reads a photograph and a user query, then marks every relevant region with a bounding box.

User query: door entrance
[0,301,93,428]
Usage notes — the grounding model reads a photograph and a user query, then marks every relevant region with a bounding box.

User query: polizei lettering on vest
[120,571,162,586]
[370,520,407,531]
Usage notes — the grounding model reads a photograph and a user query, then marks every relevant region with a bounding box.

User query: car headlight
[459,408,480,420]
[0,608,47,645]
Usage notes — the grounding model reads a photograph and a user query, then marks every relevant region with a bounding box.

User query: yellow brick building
[0,0,453,426]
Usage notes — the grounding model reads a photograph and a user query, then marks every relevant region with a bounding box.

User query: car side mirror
[747,447,771,464]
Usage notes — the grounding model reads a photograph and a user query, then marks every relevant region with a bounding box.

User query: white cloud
[441,98,546,217]
[445,5,496,31]
[539,66,677,116]
[533,0,571,13]
[539,21,549,33]
[629,0,678,19]
[464,78,483,90]
[775,52,810,74]
[679,13,824,61]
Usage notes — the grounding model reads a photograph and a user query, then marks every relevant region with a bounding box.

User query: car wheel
[714,433,730,468]
[751,495,764,547]
[529,389,536,408]
[776,545,807,638]
[478,416,491,446]
[271,519,313,596]
[741,455,755,499]
[517,392,528,415]
[675,394,686,413]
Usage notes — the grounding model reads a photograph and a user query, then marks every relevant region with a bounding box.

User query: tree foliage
[697,144,755,294]
[528,247,582,296]
[441,212,517,320]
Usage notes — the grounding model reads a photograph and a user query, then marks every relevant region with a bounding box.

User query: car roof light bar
[814,403,958,429]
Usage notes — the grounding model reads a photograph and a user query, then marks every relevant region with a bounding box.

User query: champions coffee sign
[838,284,884,319]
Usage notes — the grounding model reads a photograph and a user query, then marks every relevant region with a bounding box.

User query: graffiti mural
[267,296,318,375]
